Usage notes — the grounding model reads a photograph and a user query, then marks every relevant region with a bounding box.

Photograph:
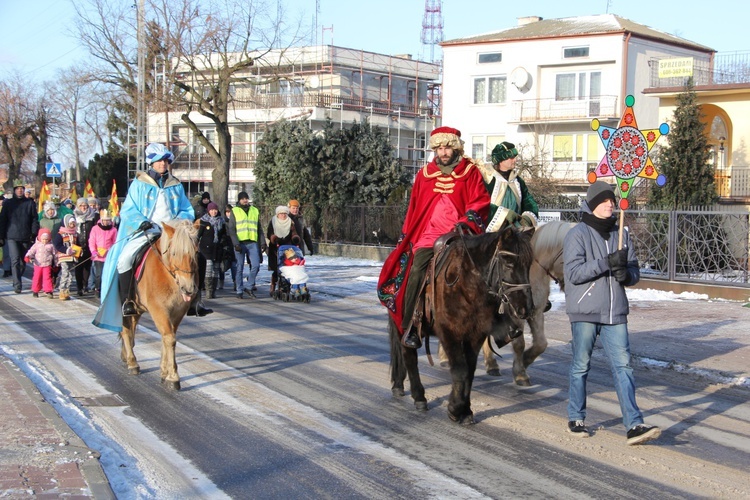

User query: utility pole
[135,0,146,174]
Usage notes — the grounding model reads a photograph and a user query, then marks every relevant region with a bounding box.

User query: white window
[552,134,600,163]
[472,135,505,162]
[473,76,507,104]
[563,46,589,58]
[477,52,502,64]
[555,71,601,101]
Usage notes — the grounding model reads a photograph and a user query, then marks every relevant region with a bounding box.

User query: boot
[59,290,70,301]
[206,278,215,299]
[401,326,422,349]
[187,293,213,316]
[119,269,137,316]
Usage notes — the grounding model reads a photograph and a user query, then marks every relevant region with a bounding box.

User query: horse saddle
[133,238,158,281]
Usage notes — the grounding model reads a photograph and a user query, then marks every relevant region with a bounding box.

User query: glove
[269,235,278,245]
[260,243,267,253]
[519,214,535,227]
[24,256,30,263]
[234,244,241,252]
[613,266,628,283]
[505,209,520,223]
[607,249,628,270]
[138,220,153,232]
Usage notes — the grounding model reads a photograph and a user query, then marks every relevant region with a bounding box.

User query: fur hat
[206,202,219,212]
[63,214,77,227]
[43,201,56,212]
[491,142,518,164]
[275,205,290,215]
[99,209,112,220]
[586,181,616,210]
[429,126,463,152]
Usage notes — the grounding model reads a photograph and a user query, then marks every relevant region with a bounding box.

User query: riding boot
[401,326,422,349]
[119,269,137,316]
[206,278,215,299]
[188,292,214,317]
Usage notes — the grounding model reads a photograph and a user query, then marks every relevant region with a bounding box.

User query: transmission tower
[420,0,443,63]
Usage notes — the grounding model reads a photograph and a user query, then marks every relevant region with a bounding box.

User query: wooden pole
[618,208,625,250]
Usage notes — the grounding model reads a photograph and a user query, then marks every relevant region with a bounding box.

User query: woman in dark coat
[197,202,226,300]
[266,205,300,296]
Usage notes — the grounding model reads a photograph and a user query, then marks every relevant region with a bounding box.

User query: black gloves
[138,220,153,232]
[608,249,629,283]
[607,249,627,270]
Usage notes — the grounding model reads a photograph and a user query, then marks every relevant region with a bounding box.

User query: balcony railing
[716,165,750,200]
[511,95,619,123]
[648,51,750,89]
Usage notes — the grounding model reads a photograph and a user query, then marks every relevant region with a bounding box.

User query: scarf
[582,212,617,240]
[201,213,224,243]
[272,215,292,239]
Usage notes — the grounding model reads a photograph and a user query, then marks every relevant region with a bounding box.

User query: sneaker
[236,293,244,299]
[567,420,589,437]
[626,424,661,445]
[244,289,256,299]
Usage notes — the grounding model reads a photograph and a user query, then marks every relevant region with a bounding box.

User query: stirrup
[122,300,137,316]
[401,328,422,349]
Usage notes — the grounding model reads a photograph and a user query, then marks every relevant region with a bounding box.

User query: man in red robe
[377,126,490,348]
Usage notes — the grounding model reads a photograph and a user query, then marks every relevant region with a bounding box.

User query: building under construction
[145,45,442,198]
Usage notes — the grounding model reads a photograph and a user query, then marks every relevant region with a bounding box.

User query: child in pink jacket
[24,228,57,298]
[88,209,118,298]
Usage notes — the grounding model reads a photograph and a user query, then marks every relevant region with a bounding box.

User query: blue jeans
[234,241,260,293]
[568,321,643,430]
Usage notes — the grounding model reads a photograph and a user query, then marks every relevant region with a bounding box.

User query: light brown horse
[510,220,574,386]
[120,219,199,390]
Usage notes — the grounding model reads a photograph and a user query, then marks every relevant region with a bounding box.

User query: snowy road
[1,255,749,498]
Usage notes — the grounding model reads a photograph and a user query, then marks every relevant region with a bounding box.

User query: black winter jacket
[0,196,39,241]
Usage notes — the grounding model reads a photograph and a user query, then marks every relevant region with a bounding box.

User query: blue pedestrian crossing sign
[45,163,62,177]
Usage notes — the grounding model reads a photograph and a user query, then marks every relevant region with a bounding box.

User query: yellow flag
[84,180,96,199]
[37,181,51,213]
[69,185,78,204]
[108,180,120,217]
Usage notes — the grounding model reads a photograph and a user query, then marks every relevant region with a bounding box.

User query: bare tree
[0,75,38,191]
[73,0,307,209]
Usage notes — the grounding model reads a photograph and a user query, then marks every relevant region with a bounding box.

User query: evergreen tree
[87,148,129,198]
[649,79,717,208]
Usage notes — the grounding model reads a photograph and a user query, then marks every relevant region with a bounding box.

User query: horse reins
[534,247,564,285]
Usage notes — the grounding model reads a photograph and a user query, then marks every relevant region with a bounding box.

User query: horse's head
[487,225,535,327]
[158,220,200,302]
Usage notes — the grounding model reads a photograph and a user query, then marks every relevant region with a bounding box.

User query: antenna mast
[420,0,443,63]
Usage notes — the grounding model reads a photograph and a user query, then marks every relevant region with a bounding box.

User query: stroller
[274,244,311,303]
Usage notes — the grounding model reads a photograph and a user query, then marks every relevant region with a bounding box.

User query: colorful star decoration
[590,95,669,210]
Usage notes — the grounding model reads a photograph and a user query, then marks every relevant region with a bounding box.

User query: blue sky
[1,0,748,81]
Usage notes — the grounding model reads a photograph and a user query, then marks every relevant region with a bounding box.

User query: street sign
[45,163,62,178]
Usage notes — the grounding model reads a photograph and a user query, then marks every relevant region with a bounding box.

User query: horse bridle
[148,238,196,287]
[451,231,532,321]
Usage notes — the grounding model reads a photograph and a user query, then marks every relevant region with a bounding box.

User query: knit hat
[43,201,56,212]
[145,143,174,165]
[63,214,77,227]
[429,126,463,152]
[491,142,518,164]
[202,191,211,200]
[275,205,290,215]
[88,197,99,206]
[37,228,52,241]
[288,199,300,208]
[99,209,112,220]
[586,181,617,210]
[237,191,250,202]
[76,197,88,207]
[206,202,219,212]
[62,199,73,207]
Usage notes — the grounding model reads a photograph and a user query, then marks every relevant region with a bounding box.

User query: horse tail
[388,317,407,396]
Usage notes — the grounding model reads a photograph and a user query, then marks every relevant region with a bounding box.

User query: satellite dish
[510,67,531,92]
[307,75,320,89]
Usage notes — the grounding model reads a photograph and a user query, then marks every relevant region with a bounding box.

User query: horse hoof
[128,366,140,375]
[392,387,405,397]
[515,378,531,387]
[161,378,181,391]
[486,368,501,377]
[449,412,475,425]
[414,401,428,412]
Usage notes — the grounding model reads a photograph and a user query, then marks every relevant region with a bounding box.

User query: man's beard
[436,151,459,166]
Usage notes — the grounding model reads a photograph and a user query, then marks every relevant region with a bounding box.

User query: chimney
[518,16,543,26]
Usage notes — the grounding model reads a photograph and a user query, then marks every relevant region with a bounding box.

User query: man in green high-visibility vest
[227,191,266,299]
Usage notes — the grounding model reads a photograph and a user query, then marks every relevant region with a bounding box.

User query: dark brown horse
[389,225,535,424]
[119,219,199,390]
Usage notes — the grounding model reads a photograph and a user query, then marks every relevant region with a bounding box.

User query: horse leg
[120,315,141,375]
[511,329,530,386]
[158,321,181,391]
[446,337,479,424]
[521,308,548,374]
[389,319,426,410]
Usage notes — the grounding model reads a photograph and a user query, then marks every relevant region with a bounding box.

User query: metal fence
[312,205,750,288]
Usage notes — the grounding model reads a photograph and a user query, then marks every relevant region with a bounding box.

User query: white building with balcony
[146,45,441,197]
[441,14,713,195]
